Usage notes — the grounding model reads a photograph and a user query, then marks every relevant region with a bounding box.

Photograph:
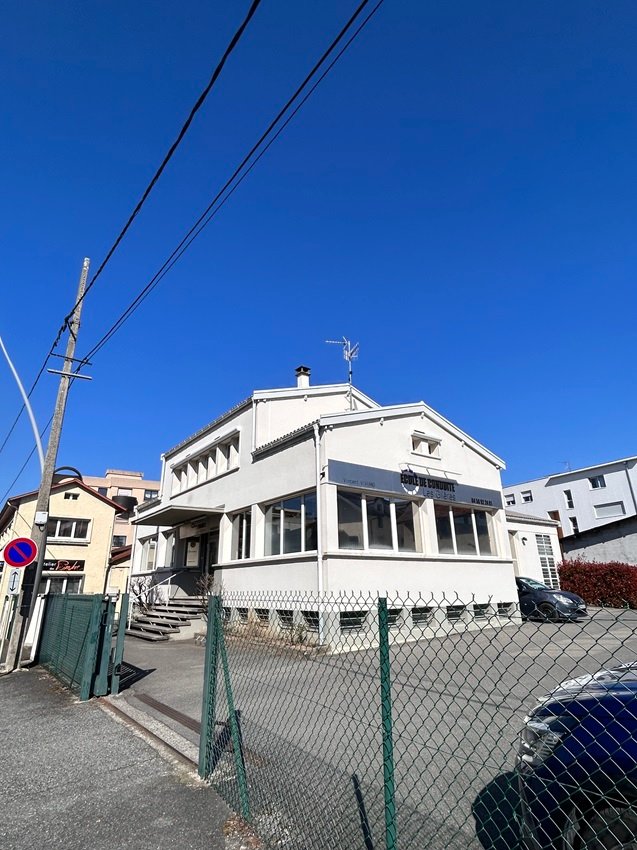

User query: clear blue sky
[0,0,635,499]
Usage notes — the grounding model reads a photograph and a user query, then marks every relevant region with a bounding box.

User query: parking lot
[119,609,637,850]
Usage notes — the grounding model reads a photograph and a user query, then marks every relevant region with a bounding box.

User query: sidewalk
[0,667,231,850]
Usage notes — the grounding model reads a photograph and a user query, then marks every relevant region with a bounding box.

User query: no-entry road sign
[3,537,38,568]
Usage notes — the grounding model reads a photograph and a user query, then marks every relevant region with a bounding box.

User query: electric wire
[78,0,384,365]
[0,415,53,505]
[57,0,264,332]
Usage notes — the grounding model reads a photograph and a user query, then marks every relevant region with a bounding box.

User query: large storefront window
[434,503,495,557]
[338,490,420,552]
[264,493,318,556]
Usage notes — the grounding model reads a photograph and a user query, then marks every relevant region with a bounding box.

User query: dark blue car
[515,577,587,622]
[517,663,637,849]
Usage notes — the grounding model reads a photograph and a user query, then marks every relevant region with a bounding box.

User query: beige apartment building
[83,469,160,548]
[0,478,125,600]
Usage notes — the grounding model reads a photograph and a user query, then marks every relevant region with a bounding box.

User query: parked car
[515,576,587,622]
[517,663,637,849]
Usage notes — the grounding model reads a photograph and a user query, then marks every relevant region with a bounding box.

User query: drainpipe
[313,422,325,645]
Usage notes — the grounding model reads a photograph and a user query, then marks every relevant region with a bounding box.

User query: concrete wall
[562,517,637,565]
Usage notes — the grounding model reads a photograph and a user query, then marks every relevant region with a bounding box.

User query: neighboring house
[506,511,562,588]
[561,515,637,566]
[0,478,125,600]
[83,469,160,548]
[131,366,520,634]
[502,457,637,537]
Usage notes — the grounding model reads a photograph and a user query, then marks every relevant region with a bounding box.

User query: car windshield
[519,577,550,590]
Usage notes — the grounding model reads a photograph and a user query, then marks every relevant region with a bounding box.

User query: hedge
[559,557,637,608]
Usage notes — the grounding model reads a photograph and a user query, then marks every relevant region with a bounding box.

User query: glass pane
[434,504,454,554]
[74,520,89,539]
[337,491,363,549]
[58,519,73,538]
[282,497,302,553]
[453,507,477,555]
[265,504,281,556]
[366,497,393,549]
[66,578,82,594]
[474,510,493,555]
[304,493,318,552]
[47,519,58,537]
[48,578,66,595]
[395,500,417,552]
[240,512,251,559]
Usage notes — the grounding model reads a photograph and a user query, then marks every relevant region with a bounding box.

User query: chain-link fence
[198,591,637,850]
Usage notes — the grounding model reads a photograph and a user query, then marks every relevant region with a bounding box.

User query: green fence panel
[110,593,129,696]
[93,599,116,697]
[38,594,103,700]
[199,595,220,778]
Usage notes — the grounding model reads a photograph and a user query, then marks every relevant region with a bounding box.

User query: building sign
[43,559,85,572]
[327,460,503,509]
[185,540,200,567]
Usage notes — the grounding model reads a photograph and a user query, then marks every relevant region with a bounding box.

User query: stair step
[155,607,203,617]
[133,617,180,631]
[130,621,178,635]
[125,629,169,642]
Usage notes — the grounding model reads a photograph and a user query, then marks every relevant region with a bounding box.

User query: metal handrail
[127,568,186,628]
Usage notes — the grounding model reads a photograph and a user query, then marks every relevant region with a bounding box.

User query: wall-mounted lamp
[521,537,528,545]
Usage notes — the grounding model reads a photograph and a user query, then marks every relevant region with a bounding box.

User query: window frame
[336,488,421,554]
[589,475,606,490]
[46,517,91,543]
[563,489,574,509]
[433,502,496,557]
[504,494,516,507]
[171,432,241,495]
[410,431,441,459]
[264,492,318,557]
[521,490,533,503]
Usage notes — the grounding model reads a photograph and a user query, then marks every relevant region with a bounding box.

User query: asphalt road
[120,609,637,850]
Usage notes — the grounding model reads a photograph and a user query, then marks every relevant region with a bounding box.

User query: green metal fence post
[218,610,251,821]
[79,596,104,701]
[110,593,129,696]
[199,595,220,778]
[93,598,116,697]
[378,597,397,850]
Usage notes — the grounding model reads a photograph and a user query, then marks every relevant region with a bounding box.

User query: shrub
[559,557,637,608]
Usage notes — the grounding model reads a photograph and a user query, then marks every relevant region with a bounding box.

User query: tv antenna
[326,336,359,410]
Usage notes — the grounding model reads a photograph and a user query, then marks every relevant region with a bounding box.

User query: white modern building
[503,457,637,537]
[130,366,525,641]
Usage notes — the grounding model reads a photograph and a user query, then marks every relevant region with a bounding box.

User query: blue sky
[0,0,635,499]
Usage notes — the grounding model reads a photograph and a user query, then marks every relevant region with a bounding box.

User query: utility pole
[4,258,90,671]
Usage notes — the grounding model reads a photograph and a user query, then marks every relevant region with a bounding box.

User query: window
[387,608,403,628]
[231,510,252,560]
[570,517,579,534]
[536,533,559,588]
[411,432,440,458]
[589,475,606,490]
[112,535,127,548]
[412,606,433,625]
[301,611,319,632]
[265,493,317,556]
[140,536,157,571]
[504,494,516,507]
[144,489,158,501]
[473,604,490,621]
[277,609,294,629]
[47,517,90,541]
[97,487,108,496]
[446,605,466,623]
[594,502,625,519]
[564,490,574,509]
[236,607,249,622]
[497,603,515,618]
[255,608,269,624]
[118,487,132,496]
[64,492,79,501]
[171,434,241,494]
[434,503,494,556]
[339,611,368,632]
[337,490,419,552]
[521,491,533,503]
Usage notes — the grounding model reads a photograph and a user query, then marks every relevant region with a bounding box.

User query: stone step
[125,628,169,642]
[133,617,181,632]
[129,621,178,635]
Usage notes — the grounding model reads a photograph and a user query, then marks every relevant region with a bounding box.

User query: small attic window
[64,492,79,501]
[411,432,440,459]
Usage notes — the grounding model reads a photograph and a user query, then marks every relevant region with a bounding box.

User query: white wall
[506,516,561,584]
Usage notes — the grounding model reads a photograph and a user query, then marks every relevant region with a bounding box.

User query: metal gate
[37,592,129,700]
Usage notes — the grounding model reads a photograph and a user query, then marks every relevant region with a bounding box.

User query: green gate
[37,593,129,701]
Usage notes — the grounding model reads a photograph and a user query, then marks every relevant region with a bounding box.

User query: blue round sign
[4,537,38,568]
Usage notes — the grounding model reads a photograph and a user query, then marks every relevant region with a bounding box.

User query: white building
[503,457,637,537]
[131,367,524,638]
[505,511,562,588]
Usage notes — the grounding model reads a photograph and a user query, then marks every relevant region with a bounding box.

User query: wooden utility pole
[4,258,90,671]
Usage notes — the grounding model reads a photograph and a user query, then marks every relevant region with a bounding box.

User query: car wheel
[537,602,559,622]
[562,802,637,849]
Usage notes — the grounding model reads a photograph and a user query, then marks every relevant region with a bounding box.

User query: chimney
[295,365,311,389]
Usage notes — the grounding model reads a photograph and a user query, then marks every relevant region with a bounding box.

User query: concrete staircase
[125,598,206,642]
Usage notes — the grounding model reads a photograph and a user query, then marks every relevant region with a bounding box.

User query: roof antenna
[326,337,359,410]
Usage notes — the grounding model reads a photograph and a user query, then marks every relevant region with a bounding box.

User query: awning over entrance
[133,503,224,527]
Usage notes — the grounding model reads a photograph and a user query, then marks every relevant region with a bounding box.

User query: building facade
[561,515,637,565]
[0,478,125,600]
[83,469,160,548]
[132,367,521,635]
[503,457,637,537]
[506,511,562,588]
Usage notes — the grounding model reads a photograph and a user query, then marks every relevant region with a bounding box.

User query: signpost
[7,569,22,596]
[3,538,38,569]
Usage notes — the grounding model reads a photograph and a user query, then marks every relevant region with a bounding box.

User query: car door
[516,580,535,617]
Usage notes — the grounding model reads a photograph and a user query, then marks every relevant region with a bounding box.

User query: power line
[57,0,264,332]
[0,1,262,464]
[79,0,384,365]
[0,416,53,505]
